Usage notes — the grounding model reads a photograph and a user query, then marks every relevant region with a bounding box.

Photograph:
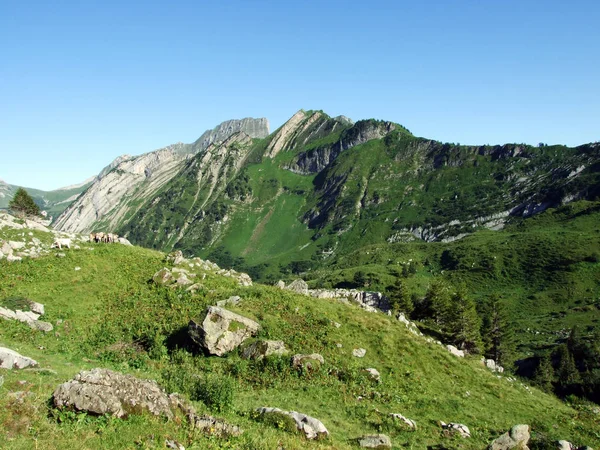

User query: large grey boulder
[53,368,173,418]
[256,407,328,440]
[358,434,392,448]
[488,424,530,449]
[353,348,367,358]
[0,347,38,369]
[447,345,465,357]
[291,353,324,372]
[285,279,309,295]
[241,340,288,360]
[189,306,260,356]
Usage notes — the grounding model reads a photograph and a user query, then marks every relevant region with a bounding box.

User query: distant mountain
[0,177,94,219]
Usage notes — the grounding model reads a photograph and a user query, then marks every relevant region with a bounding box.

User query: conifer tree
[447,286,482,353]
[387,278,414,315]
[480,294,516,368]
[8,188,40,218]
[421,280,452,328]
[556,344,582,389]
[533,354,554,392]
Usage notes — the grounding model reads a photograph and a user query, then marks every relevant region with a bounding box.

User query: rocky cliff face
[287,119,398,174]
[189,118,269,154]
[54,118,269,234]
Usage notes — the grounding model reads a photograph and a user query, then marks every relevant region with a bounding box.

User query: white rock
[365,368,381,382]
[353,348,367,358]
[9,241,26,250]
[389,413,416,429]
[0,347,38,369]
[447,345,465,357]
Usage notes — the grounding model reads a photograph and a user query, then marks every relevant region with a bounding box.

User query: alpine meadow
[1,106,599,449]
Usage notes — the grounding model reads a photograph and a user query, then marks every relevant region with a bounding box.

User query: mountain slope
[0,223,598,449]
[54,118,269,233]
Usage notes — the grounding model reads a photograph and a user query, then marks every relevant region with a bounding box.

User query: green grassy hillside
[1,234,599,448]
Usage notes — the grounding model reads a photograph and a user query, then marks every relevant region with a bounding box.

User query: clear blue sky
[1,0,598,190]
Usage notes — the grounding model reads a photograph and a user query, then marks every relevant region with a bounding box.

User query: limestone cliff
[54,118,269,233]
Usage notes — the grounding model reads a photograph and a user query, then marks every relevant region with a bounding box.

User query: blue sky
[1,0,598,190]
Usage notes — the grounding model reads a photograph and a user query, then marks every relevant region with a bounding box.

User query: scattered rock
[188,306,260,356]
[389,413,416,429]
[29,301,45,315]
[0,347,38,369]
[56,253,66,258]
[118,237,132,246]
[488,424,530,449]
[165,440,185,450]
[192,415,244,437]
[275,280,286,289]
[353,348,367,358]
[30,320,54,332]
[153,268,173,285]
[242,340,288,360]
[256,407,329,440]
[6,254,22,262]
[557,440,573,450]
[9,241,25,250]
[291,353,324,372]
[447,345,465,358]
[441,421,471,438]
[53,368,173,418]
[333,321,341,328]
[216,296,241,307]
[285,279,309,295]
[358,434,392,448]
[166,250,186,265]
[364,368,381,382]
[74,266,81,271]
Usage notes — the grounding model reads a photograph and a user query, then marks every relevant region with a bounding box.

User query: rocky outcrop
[241,340,288,360]
[54,145,186,233]
[0,347,38,369]
[52,368,173,418]
[353,348,367,358]
[488,424,530,450]
[0,301,53,332]
[441,422,471,438]
[389,413,416,429]
[188,306,260,356]
[255,407,329,439]
[291,353,324,372]
[357,434,392,449]
[364,368,381,382]
[191,118,269,153]
[288,119,397,174]
[55,118,268,234]
[447,345,465,358]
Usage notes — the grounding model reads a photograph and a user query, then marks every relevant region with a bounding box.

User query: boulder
[242,340,288,360]
[0,347,38,369]
[353,348,367,358]
[118,237,132,246]
[285,279,309,295]
[7,254,22,262]
[275,280,286,289]
[256,407,329,440]
[30,320,54,332]
[216,296,241,308]
[291,353,324,371]
[53,368,173,418]
[237,273,253,287]
[389,413,416,429]
[358,434,392,448]
[166,250,186,265]
[557,441,573,450]
[29,301,45,315]
[365,368,381,382]
[447,345,465,357]
[192,415,244,437]
[441,422,471,438]
[165,440,185,450]
[153,268,173,285]
[9,241,25,250]
[188,306,260,356]
[488,424,530,449]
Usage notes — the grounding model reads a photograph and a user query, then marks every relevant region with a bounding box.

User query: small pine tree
[533,354,554,392]
[387,278,414,315]
[421,280,452,327]
[480,294,516,368]
[8,188,40,218]
[447,286,482,353]
[556,344,582,389]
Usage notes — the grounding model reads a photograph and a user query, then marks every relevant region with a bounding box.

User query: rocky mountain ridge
[51,109,599,282]
[54,117,269,233]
